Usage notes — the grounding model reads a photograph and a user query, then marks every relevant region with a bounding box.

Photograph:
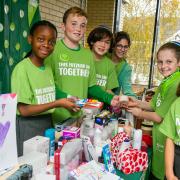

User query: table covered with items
[1,95,153,180]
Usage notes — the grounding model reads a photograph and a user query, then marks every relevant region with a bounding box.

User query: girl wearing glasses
[110,31,137,98]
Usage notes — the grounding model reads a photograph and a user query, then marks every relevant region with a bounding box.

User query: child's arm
[127,97,153,111]
[18,98,80,117]
[88,85,114,105]
[165,138,178,180]
[120,64,137,98]
[127,107,162,123]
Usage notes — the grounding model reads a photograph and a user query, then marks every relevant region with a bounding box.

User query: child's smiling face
[157,49,180,77]
[92,36,111,59]
[29,25,57,60]
[62,14,87,46]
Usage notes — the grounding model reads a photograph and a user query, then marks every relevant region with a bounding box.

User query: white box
[35,173,56,180]
[23,136,49,161]
[18,151,47,176]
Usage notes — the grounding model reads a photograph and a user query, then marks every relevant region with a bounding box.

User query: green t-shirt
[93,55,118,91]
[114,59,136,98]
[150,71,180,179]
[11,58,56,115]
[159,98,180,146]
[45,40,97,123]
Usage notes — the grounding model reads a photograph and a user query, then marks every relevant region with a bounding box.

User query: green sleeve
[11,64,32,104]
[55,86,67,99]
[88,85,113,105]
[118,62,137,98]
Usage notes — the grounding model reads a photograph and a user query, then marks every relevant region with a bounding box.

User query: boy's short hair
[63,6,88,24]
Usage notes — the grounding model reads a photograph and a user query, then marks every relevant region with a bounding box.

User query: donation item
[45,128,55,157]
[102,144,116,174]
[69,160,121,180]
[23,136,49,161]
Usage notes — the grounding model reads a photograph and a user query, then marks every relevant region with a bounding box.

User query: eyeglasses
[116,44,129,50]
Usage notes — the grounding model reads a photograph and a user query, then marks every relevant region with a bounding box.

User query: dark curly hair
[109,31,131,53]
[87,25,113,49]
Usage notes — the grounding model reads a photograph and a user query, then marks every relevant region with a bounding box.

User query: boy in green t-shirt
[159,83,180,180]
[87,25,118,93]
[126,41,180,179]
[45,7,120,124]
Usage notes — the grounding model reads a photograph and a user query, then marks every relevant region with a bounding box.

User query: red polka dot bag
[111,132,148,174]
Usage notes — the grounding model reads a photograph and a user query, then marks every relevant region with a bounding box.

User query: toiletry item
[102,144,116,174]
[133,129,142,150]
[119,95,128,104]
[93,128,102,146]
[62,126,80,139]
[119,138,130,153]
[23,136,49,161]
[110,117,118,138]
[126,111,134,127]
[118,127,124,133]
[80,119,94,143]
[45,128,55,157]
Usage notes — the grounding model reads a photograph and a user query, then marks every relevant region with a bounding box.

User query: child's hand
[110,95,120,107]
[127,96,138,108]
[166,174,178,180]
[67,95,79,102]
[119,95,129,108]
[119,96,138,109]
[56,98,80,112]
[67,96,79,102]
[127,107,143,118]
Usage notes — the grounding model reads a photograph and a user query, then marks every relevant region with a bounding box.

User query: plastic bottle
[93,128,102,146]
[119,138,130,153]
[80,118,94,143]
[110,117,118,138]
[133,129,142,150]
[45,128,55,157]
[126,111,134,127]
[102,127,109,141]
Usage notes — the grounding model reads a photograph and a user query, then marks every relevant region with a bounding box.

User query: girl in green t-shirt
[110,31,137,98]
[87,25,118,93]
[159,83,180,180]
[126,41,180,179]
[11,20,79,156]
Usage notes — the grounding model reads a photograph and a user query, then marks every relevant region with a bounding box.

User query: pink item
[111,132,148,174]
[116,149,148,174]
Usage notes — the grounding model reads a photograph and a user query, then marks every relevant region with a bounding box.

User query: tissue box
[23,136,49,160]
[62,126,80,139]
